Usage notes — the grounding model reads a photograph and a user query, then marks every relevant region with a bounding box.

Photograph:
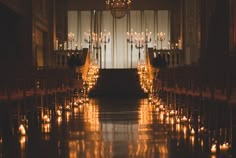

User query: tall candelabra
[127,29,135,68]
[68,32,75,50]
[135,33,144,60]
[84,31,93,50]
[142,29,152,50]
[101,30,110,69]
[157,32,165,49]
[92,33,102,65]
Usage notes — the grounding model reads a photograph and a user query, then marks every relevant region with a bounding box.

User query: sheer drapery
[67,10,170,69]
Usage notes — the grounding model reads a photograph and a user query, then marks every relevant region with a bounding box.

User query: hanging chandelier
[105,0,132,19]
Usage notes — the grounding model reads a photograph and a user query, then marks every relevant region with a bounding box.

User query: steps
[88,69,148,98]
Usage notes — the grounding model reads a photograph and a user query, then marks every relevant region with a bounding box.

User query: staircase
[88,69,148,98]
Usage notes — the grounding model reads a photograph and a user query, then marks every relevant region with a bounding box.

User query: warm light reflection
[157,144,168,154]
[138,100,153,125]
[190,135,195,146]
[200,139,204,149]
[69,141,78,158]
[176,124,181,132]
[19,136,26,150]
[41,123,51,133]
[183,125,188,139]
[57,116,62,125]
[55,92,232,158]
[83,103,100,131]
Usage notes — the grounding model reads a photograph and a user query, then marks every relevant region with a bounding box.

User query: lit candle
[190,128,195,135]
[19,124,26,135]
[211,144,217,153]
[219,143,229,151]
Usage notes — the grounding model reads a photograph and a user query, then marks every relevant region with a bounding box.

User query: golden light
[200,139,204,148]
[190,128,195,135]
[169,110,176,116]
[170,118,175,125]
[66,111,71,122]
[176,124,181,132]
[181,115,188,123]
[211,144,217,154]
[42,123,51,133]
[176,118,180,124]
[190,135,195,146]
[65,104,71,111]
[43,114,50,123]
[56,109,62,116]
[19,136,26,150]
[183,125,187,139]
[219,142,230,151]
[19,124,26,136]
[57,116,62,125]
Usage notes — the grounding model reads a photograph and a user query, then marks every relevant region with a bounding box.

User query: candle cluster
[55,32,83,50]
[84,30,111,49]
[127,29,152,47]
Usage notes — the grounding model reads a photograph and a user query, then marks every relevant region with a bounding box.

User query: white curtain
[157,10,170,49]
[67,10,170,69]
[101,11,113,68]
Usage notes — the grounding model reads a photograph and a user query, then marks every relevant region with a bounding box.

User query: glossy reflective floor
[0,96,232,158]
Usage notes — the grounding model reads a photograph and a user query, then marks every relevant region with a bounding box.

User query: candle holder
[157,32,165,50]
[100,30,110,69]
[135,33,144,60]
[127,29,135,68]
[68,32,75,50]
[84,31,93,50]
[142,29,152,49]
[153,42,157,57]
[92,33,102,66]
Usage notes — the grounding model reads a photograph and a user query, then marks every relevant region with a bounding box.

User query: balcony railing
[148,48,184,68]
[51,49,86,68]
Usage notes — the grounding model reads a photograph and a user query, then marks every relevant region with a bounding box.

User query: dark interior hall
[0,0,236,157]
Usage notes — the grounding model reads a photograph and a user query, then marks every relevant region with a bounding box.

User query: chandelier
[105,0,132,19]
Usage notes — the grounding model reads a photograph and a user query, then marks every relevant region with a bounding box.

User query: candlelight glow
[211,144,217,154]
[219,142,230,151]
[19,124,26,136]
[190,128,195,135]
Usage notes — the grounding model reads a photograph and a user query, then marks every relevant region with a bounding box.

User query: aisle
[0,97,232,158]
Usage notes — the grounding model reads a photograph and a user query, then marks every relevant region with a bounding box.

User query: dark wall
[0,4,19,77]
[0,2,32,79]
